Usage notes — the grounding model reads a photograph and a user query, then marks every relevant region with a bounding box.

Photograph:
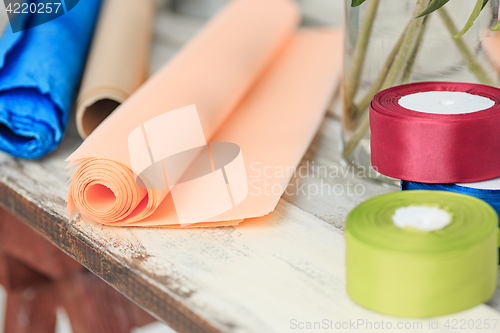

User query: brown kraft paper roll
[76,0,155,139]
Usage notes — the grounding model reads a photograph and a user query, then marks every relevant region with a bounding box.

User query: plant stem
[342,0,432,161]
[342,0,381,128]
[401,15,430,84]
[438,7,495,86]
[381,0,431,90]
[342,112,370,163]
[354,26,408,119]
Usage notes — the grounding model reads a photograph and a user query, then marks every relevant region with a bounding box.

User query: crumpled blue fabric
[0,0,101,159]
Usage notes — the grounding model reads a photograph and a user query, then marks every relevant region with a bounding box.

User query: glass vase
[342,0,500,185]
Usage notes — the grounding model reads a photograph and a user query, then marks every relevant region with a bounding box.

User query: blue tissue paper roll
[402,180,500,264]
[0,0,102,159]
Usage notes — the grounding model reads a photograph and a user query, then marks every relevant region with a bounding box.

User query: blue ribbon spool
[402,179,500,264]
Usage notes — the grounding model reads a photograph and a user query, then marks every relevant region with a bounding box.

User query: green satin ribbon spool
[346,190,499,317]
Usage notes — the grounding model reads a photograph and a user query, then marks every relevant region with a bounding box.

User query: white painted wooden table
[0,1,499,332]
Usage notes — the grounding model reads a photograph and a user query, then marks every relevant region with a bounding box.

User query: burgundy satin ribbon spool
[370,82,500,183]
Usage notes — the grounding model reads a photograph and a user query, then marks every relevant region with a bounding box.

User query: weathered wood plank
[282,116,395,230]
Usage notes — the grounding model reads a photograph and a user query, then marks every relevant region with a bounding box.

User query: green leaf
[416,0,450,18]
[492,20,500,31]
[453,0,489,39]
[351,0,367,7]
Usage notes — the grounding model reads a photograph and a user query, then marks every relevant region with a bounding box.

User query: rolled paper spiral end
[68,158,152,225]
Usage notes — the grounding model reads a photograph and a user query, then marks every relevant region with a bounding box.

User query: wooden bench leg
[3,283,57,333]
[58,271,156,333]
[0,208,83,279]
[0,253,50,290]
[0,252,57,333]
[0,208,157,333]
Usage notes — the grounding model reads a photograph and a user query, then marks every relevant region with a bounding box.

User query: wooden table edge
[0,179,224,333]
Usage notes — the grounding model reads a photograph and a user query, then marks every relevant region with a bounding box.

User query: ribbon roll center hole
[392,205,452,232]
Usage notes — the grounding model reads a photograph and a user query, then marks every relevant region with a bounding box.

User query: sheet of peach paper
[482,9,500,73]
[123,28,343,227]
[67,0,301,226]
[75,0,155,138]
[483,34,500,72]
[68,28,342,228]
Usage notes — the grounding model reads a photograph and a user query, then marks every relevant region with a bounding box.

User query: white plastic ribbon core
[398,91,494,114]
[392,205,452,232]
[457,177,500,190]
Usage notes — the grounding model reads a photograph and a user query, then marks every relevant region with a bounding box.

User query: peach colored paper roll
[67,0,342,227]
[75,0,155,139]
[483,35,500,73]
